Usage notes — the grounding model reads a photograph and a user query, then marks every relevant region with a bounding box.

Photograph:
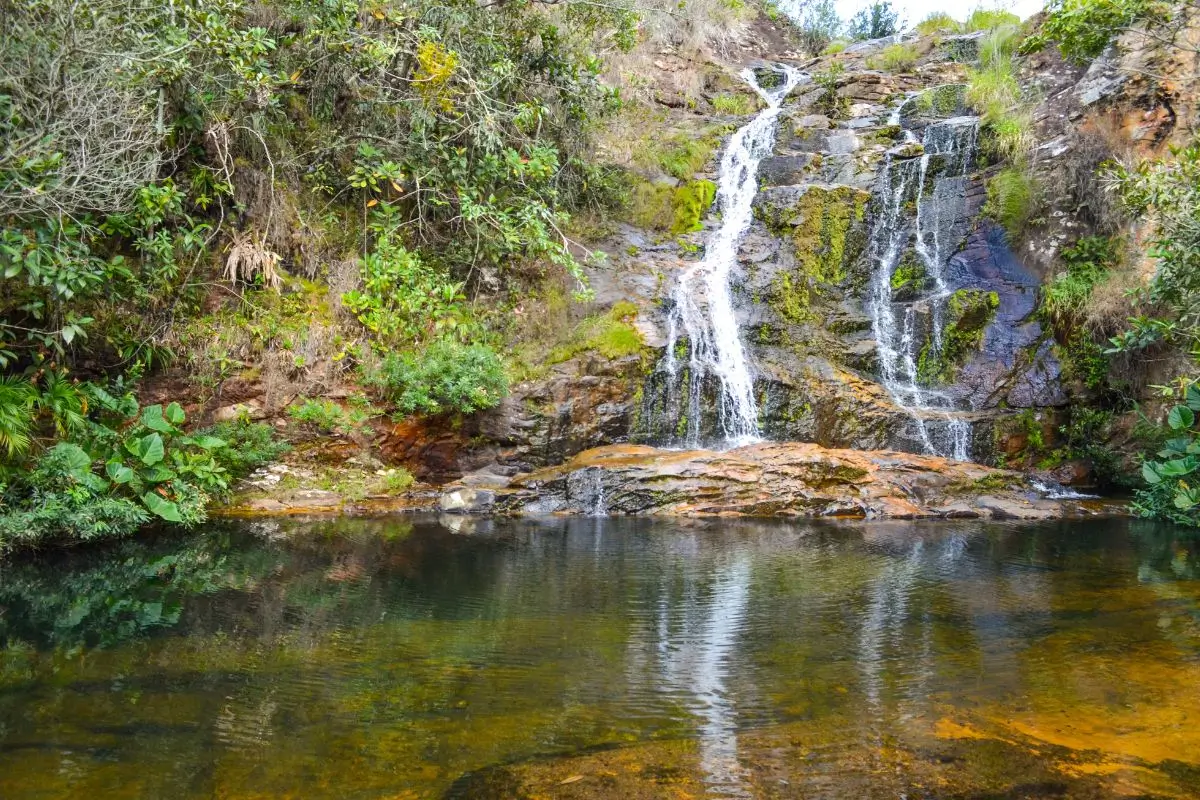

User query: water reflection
[0,516,1197,799]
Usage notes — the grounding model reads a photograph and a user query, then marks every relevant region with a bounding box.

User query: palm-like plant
[0,376,36,459]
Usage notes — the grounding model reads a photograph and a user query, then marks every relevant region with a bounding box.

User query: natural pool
[1,515,1198,799]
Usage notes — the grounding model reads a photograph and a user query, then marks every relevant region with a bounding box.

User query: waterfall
[868,115,980,461]
[663,64,805,447]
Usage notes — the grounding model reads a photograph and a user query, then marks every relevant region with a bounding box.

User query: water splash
[664,64,806,447]
[867,115,980,461]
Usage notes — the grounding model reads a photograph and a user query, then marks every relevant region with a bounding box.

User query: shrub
[847,1,899,40]
[822,40,849,54]
[0,376,35,459]
[963,8,1021,32]
[289,397,378,435]
[368,338,508,417]
[795,0,844,55]
[196,420,290,479]
[1041,236,1116,331]
[867,43,919,72]
[1134,387,1200,527]
[915,12,959,35]
[814,63,850,119]
[1022,0,1157,63]
[341,236,471,349]
[984,167,1040,239]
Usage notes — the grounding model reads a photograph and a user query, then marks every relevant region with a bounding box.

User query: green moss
[631,126,735,182]
[625,179,716,234]
[915,84,967,118]
[547,302,646,364]
[758,185,869,324]
[916,289,1000,385]
[950,472,1021,494]
[671,179,717,234]
[890,257,928,300]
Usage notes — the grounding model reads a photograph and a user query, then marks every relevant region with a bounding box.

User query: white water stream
[868,115,980,461]
[665,65,805,446]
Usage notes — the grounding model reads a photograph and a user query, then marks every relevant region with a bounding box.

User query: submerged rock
[487,443,1094,520]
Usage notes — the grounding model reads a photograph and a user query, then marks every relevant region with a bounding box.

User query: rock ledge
[478,443,1111,520]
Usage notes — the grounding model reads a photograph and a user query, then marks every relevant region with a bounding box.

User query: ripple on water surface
[0,515,1198,798]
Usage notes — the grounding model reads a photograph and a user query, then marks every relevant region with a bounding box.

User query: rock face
[490,443,1094,520]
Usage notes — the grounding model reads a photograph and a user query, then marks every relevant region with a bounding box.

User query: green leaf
[140,404,173,433]
[142,491,183,522]
[1143,462,1162,485]
[1155,457,1197,478]
[165,402,186,425]
[105,460,134,484]
[51,442,94,475]
[1174,486,1200,511]
[138,433,164,466]
[140,465,176,483]
[1186,384,1200,412]
[1168,405,1195,431]
[190,435,227,450]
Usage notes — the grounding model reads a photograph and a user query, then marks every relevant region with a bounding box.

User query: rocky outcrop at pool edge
[450,443,1108,520]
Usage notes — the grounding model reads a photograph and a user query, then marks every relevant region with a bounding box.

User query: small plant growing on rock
[866,44,919,73]
[813,63,850,120]
[711,94,757,115]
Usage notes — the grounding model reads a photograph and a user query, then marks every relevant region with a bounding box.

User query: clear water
[665,65,805,447]
[2,515,1199,799]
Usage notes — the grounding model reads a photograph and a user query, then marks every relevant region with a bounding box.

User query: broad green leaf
[1161,437,1192,456]
[1143,462,1162,485]
[1168,405,1195,431]
[1174,486,1200,511]
[165,402,186,425]
[140,465,176,483]
[138,433,165,466]
[51,442,93,475]
[190,435,227,450]
[142,491,183,522]
[61,325,75,344]
[1155,457,1197,478]
[105,460,134,484]
[140,404,173,432]
[1187,384,1200,412]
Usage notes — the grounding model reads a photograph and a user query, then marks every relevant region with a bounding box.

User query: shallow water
[1,515,1198,799]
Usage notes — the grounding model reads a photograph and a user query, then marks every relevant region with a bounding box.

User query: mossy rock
[900,84,970,125]
[917,289,999,385]
[890,254,929,301]
[755,185,870,324]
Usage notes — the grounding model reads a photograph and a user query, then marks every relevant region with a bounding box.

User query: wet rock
[213,401,267,422]
[493,444,1089,520]
[440,487,496,514]
[759,154,819,186]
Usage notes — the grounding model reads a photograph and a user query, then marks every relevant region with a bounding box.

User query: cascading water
[868,114,980,461]
[662,64,805,447]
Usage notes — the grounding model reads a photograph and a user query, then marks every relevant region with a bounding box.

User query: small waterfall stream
[664,64,805,447]
[868,115,980,460]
